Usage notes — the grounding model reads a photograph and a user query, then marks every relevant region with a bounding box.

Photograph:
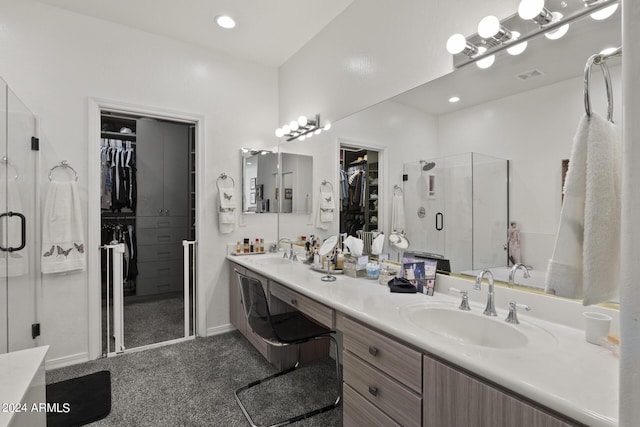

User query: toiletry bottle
[236,241,241,254]
[243,238,250,254]
[250,240,254,252]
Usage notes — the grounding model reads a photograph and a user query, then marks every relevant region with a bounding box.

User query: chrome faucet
[508,263,530,288]
[277,238,292,259]
[474,269,497,317]
[276,238,297,261]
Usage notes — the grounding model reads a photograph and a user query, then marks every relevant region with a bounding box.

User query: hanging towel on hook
[41,180,86,274]
[315,189,335,230]
[545,113,621,305]
[391,190,406,233]
[218,184,236,234]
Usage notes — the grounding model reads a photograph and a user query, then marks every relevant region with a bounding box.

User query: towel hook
[394,184,403,195]
[49,160,78,182]
[584,53,615,123]
[321,180,333,192]
[216,172,235,190]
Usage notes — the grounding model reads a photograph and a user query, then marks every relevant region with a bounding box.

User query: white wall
[0,0,279,365]
[278,0,516,126]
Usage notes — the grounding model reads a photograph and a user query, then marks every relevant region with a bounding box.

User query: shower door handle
[435,212,444,231]
[0,211,26,252]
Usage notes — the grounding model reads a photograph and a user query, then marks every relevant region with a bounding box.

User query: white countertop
[0,345,49,427]
[228,253,619,427]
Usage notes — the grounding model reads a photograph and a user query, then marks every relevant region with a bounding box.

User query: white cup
[583,312,612,345]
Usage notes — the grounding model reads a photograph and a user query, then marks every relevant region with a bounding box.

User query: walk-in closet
[100,111,196,355]
[339,145,379,235]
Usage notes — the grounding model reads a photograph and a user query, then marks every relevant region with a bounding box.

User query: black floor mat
[46,370,111,427]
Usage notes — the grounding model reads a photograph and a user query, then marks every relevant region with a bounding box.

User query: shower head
[420,160,436,171]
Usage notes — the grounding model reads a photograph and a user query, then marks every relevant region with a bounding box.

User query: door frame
[87,98,206,360]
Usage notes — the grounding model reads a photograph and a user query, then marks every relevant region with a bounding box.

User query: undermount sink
[251,256,292,266]
[400,305,531,349]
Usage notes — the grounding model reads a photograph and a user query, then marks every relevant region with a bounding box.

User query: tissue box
[343,255,368,278]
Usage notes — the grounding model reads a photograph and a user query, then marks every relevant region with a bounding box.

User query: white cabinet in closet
[135,118,190,296]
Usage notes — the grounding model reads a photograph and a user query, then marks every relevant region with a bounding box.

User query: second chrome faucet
[474,269,497,317]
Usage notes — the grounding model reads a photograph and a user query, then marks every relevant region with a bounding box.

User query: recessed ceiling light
[215,15,236,29]
[449,96,460,103]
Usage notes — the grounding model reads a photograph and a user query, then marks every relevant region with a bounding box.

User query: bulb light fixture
[275,114,330,142]
[445,1,618,68]
[475,47,495,69]
[506,31,528,55]
[478,15,513,43]
[446,34,479,56]
[518,0,554,25]
[586,0,618,20]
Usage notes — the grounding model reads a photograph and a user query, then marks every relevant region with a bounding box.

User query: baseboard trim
[206,324,235,337]
[45,352,90,370]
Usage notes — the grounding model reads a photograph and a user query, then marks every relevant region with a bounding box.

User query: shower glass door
[0,77,38,354]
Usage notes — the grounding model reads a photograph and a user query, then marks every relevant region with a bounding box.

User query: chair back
[235,271,276,340]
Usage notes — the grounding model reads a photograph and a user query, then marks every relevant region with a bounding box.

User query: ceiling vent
[516,68,545,80]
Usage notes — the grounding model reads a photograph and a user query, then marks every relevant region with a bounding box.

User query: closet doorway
[339,141,386,256]
[96,108,197,356]
[339,143,381,236]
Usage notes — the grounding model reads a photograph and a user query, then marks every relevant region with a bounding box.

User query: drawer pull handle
[290,298,297,305]
[368,346,379,357]
[368,386,378,397]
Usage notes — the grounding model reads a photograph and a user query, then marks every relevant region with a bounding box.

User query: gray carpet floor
[103,293,190,353]
[48,331,342,426]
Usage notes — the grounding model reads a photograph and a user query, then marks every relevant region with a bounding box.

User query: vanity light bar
[275,114,331,142]
[447,0,619,69]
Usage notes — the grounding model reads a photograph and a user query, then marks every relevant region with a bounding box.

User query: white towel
[545,113,620,305]
[315,190,334,230]
[41,181,86,274]
[218,186,236,234]
[0,179,28,276]
[391,192,406,233]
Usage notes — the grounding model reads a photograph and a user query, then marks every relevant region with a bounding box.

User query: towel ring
[321,180,333,192]
[216,172,235,190]
[584,53,614,123]
[394,184,403,195]
[49,160,78,182]
[0,156,19,181]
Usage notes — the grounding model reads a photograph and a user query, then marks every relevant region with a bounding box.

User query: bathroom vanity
[227,254,618,427]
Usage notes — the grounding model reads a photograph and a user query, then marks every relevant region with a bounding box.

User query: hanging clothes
[101,139,137,213]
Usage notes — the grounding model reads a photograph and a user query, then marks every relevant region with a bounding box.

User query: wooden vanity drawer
[343,351,421,427]
[343,383,400,427]
[270,281,332,328]
[343,317,422,392]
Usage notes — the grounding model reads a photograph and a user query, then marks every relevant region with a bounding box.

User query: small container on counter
[366,262,380,279]
[378,267,398,286]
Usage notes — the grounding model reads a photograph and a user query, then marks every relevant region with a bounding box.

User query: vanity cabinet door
[270,281,332,327]
[343,383,401,427]
[344,317,422,393]
[423,355,577,427]
[229,262,247,334]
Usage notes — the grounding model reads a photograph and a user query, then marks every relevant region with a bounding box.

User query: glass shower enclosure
[0,77,39,354]
[403,152,509,273]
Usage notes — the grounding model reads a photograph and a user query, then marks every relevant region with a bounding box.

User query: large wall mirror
[242,146,314,215]
[241,147,278,213]
[277,7,621,302]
